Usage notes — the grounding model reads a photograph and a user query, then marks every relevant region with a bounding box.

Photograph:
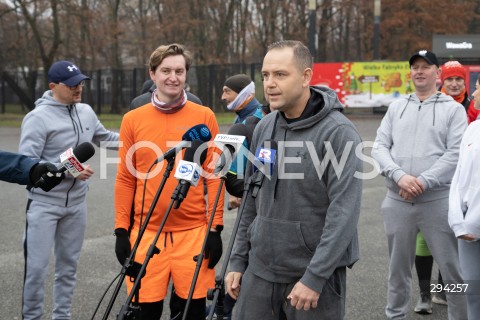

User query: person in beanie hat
[222,74,262,123]
[19,60,119,319]
[440,61,479,123]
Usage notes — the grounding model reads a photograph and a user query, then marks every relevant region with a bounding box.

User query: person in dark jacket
[440,60,479,123]
[221,74,262,124]
[0,151,63,191]
[226,40,362,320]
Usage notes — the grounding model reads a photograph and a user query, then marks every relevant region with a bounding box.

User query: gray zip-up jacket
[372,92,467,202]
[19,90,119,206]
[229,86,363,294]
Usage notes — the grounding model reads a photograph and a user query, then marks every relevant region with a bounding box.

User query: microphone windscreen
[184,140,207,165]
[73,142,95,163]
[243,117,262,145]
[227,123,249,136]
[182,124,212,142]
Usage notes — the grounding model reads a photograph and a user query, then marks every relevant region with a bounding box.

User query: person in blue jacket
[0,150,63,191]
[222,74,262,124]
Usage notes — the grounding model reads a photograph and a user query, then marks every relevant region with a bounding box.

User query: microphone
[155,124,212,164]
[172,140,206,209]
[213,123,248,175]
[250,139,278,198]
[57,142,96,177]
[32,142,95,189]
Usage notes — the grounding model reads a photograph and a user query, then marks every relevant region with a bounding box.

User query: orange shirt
[115,102,224,233]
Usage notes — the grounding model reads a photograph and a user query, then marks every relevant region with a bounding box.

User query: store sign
[433,34,480,58]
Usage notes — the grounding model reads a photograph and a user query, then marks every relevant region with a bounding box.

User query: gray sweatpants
[458,239,480,320]
[381,196,467,320]
[23,200,87,320]
[233,267,346,320]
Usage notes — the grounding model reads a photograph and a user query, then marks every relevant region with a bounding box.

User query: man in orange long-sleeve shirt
[114,43,224,320]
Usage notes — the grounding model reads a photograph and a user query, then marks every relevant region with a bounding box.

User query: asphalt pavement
[0,114,449,319]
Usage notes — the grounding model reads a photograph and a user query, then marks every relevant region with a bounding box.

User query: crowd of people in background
[1,42,480,320]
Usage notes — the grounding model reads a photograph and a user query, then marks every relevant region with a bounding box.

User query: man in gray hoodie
[225,40,362,319]
[19,60,119,320]
[372,50,468,319]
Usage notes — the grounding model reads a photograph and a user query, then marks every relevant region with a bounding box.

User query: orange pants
[126,224,215,302]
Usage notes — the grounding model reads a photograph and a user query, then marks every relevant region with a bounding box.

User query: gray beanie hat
[224,74,252,93]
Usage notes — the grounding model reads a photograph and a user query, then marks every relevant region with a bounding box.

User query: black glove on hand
[114,228,131,266]
[30,162,65,192]
[204,230,223,269]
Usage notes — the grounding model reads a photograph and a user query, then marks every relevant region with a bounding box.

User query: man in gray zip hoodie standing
[225,40,362,319]
[19,60,119,320]
[372,51,468,319]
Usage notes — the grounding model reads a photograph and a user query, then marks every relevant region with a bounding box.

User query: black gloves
[205,230,223,269]
[114,228,131,265]
[30,162,65,192]
[114,228,146,279]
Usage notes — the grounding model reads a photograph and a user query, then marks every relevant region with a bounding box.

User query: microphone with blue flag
[155,124,211,164]
[251,139,277,197]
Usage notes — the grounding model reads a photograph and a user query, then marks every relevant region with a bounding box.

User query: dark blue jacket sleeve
[0,150,39,185]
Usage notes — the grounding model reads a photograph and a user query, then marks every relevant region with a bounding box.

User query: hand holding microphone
[32,142,96,191]
[30,162,65,192]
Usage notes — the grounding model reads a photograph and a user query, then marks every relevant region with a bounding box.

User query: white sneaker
[414,293,433,314]
[432,291,447,305]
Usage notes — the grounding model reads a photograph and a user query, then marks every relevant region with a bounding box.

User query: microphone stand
[206,170,263,320]
[101,157,176,320]
[181,173,225,320]
[117,177,189,320]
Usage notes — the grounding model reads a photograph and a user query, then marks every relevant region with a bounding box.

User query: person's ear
[303,68,313,88]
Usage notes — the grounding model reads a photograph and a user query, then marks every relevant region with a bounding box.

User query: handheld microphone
[250,139,278,198]
[172,140,206,208]
[58,142,96,177]
[32,142,95,189]
[253,140,277,175]
[155,124,212,164]
[213,123,248,175]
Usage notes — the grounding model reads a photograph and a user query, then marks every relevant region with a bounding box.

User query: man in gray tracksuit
[19,60,119,320]
[226,40,363,320]
[372,50,468,319]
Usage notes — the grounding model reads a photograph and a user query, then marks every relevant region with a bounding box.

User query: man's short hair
[149,43,192,72]
[267,40,313,71]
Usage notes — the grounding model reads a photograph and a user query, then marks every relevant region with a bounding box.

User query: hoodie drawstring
[67,104,84,145]
[399,95,412,119]
[74,106,84,133]
[67,105,78,135]
[400,94,440,126]
[432,93,440,126]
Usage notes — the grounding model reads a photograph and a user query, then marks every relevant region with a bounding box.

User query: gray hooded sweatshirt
[229,86,363,294]
[19,90,119,206]
[372,92,467,203]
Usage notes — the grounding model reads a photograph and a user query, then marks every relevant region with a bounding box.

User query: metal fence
[0,63,264,114]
